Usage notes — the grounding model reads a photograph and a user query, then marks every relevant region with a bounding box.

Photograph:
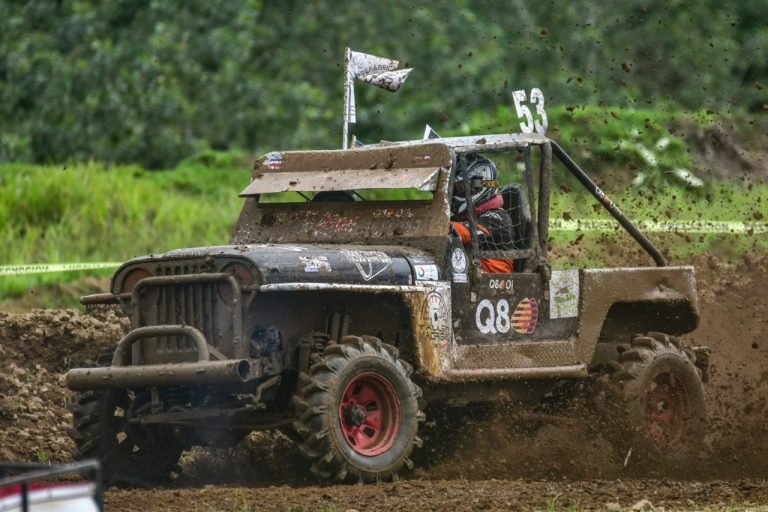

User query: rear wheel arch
[595,300,699,348]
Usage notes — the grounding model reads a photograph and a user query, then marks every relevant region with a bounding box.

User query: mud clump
[415,403,620,482]
[178,432,312,487]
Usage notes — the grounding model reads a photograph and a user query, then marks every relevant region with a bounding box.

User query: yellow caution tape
[549,219,768,234]
[0,262,119,276]
[2,219,766,276]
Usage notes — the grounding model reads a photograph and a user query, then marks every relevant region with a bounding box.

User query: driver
[450,154,515,273]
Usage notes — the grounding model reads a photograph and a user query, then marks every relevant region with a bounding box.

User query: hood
[114,244,441,290]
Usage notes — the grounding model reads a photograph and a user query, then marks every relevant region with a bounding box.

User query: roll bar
[550,140,667,267]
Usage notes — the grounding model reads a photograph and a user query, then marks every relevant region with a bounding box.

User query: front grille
[155,281,219,350]
[135,264,236,364]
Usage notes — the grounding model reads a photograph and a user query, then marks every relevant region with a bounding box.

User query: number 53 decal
[512,88,548,135]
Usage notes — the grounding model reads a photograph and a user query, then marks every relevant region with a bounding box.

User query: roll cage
[236,133,665,268]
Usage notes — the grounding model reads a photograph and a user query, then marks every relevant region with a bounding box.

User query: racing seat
[500,184,533,268]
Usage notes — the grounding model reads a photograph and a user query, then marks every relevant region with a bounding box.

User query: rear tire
[292,335,425,483]
[606,332,705,468]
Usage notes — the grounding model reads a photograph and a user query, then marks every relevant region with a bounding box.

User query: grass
[0,151,250,299]
[546,179,768,268]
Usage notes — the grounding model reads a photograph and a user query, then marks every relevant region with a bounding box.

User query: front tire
[292,335,425,483]
[607,332,706,467]
[68,384,184,486]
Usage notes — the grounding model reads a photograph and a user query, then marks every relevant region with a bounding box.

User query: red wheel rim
[646,371,690,448]
[338,371,401,456]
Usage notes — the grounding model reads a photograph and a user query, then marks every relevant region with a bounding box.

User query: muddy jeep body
[67,133,705,483]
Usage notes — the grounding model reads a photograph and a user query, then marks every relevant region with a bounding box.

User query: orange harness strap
[451,222,514,274]
[450,221,472,244]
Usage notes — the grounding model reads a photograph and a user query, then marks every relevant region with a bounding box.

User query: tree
[0,0,764,168]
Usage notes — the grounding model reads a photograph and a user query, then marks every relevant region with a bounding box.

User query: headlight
[218,262,256,303]
[222,262,256,287]
[121,268,151,293]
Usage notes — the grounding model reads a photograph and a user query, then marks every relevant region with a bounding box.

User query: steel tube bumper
[66,359,252,391]
[112,325,211,366]
[66,323,254,391]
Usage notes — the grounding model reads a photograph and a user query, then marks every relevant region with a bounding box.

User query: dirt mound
[690,252,768,478]
[0,309,127,463]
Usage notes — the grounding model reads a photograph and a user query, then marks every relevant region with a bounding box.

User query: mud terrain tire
[608,332,705,467]
[67,351,184,486]
[292,335,425,483]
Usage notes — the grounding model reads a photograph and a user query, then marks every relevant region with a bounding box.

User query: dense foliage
[1,0,765,168]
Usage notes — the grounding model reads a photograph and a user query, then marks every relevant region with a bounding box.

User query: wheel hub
[344,403,368,426]
[646,373,688,448]
[338,371,401,456]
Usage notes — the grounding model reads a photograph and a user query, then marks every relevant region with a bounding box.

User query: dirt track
[103,479,768,511]
[1,253,767,510]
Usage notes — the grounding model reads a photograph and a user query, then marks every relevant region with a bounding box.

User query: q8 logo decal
[475,299,511,334]
[476,298,539,335]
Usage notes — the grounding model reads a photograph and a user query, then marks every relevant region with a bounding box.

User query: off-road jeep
[67,132,708,484]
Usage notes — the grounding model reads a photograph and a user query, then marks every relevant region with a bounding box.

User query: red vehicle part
[339,371,402,456]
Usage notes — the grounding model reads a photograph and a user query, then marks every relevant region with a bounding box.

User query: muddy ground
[1,252,767,510]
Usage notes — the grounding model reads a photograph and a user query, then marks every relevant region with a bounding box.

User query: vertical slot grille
[155,282,218,349]
[137,264,227,360]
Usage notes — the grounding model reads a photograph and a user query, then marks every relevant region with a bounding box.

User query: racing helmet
[452,154,499,214]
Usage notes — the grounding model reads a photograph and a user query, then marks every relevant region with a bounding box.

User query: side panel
[576,266,699,362]
[405,283,453,376]
[455,273,578,344]
[246,291,410,352]
[441,266,697,374]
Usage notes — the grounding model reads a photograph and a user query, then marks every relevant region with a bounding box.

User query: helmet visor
[454,177,480,197]
[453,177,498,197]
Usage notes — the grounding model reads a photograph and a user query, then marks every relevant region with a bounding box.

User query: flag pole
[342,47,351,149]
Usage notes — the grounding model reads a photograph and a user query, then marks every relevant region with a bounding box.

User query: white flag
[358,68,412,92]
[345,49,412,124]
[423,124,441,139]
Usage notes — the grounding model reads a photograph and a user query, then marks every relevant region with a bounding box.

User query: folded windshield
[239,143,452,203]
